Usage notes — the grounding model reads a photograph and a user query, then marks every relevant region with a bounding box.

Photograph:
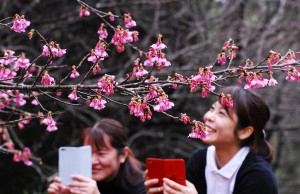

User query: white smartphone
[58,145,92,185]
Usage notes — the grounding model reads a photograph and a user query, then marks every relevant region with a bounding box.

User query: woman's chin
[202,133,216,143]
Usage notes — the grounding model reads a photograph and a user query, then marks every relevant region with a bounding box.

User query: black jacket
[186,147,279,194]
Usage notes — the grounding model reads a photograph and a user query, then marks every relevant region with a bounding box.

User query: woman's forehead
[84,134,112,150]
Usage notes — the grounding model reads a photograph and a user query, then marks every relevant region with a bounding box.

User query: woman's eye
[219,110,227,116]
[96,151,106,155]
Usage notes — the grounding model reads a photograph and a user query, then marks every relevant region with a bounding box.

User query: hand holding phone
[59,145,92,185]
[146,158,186,187]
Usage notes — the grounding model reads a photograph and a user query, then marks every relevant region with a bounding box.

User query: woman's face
[84,134,125,182]
[203,101,240,148]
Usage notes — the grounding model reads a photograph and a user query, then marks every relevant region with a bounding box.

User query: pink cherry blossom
[268,77,278,86]
[128,98,152,122]
[88,41,108,63]
[108,12,115,21]
[89,96,107,110]
[68,90,78,100]
[153,95,174,112]
[31,99,39,105]
[42,115,58,132]
[92,64,101,75]
[132,67,148,79]
[42,41,66,58]
[0,66,17,81]
[14,53,30,71]
[41,72,55,85]
[188,121,207,139]
[13,147,32,166]
[267,50,281,68]
[0,49,16,65]
[220,94,233,108]
[70,69,80,78]
[97,74,116,96]
[22,147,32,166]
[143,35,171,71]
[79,6,90,17]
[13,92,26,106]
[124,13,136,28]
[111,26,138,53]
[217,53,226,65]
[18,119,30,129]
[13,150,22,162]
[97,23,108,39]
[180,113,191,124]
[190,67,216,97]
[5,141,14,150]
[146,86,158,100]
[11,14,30,33]
[244,73,268,89]
[132,58,148,79]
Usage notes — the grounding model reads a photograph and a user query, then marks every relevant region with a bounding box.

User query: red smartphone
[146,158,186,188]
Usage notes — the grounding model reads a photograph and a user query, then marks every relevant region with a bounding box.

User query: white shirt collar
[206,145,250,179]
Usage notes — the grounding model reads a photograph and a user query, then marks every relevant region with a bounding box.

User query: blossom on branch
[41,72,55,85]
[42,41,66,58]
[180,113,191,124]
[128,98,152,122]
[89,96,107,110]
[0,50,16,65]
[189,67,216,98]
[97,74,116,96]
[97,23,108,39]
[188,120,207,139]
[13,147,32,166]
[70,66,80,78]
[68,90,78,101]
[11,14,30,33]
[132,58,148,79]
[13,91,26,106]
[123,13,136,29]
[219,93,233,108]
[14,53,30,71]
[267,50,281,68]
[111,26,139,53]
[41,114,57,132]
[88,40,108,63]
[144,35,171,71]
[153,95,174,112]
[79,6,90,17]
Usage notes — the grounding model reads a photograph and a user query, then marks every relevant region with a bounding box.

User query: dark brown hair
[83,118,144,191]
[219,86,275,163]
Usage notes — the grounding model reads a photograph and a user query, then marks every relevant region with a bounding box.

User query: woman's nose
[92,153,99,164]
[204,111,214,122]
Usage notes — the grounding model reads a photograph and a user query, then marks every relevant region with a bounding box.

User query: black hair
[219,86,275,163]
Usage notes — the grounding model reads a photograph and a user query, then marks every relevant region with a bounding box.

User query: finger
[48,181,63,193]
[185,180,196,189]
[53,176,62,183]
[185,180,195,187]
[71,174,92,182]
[68,181,87,188]
[144,169,149,179]
[163,178,185,191]
[69,187,82,194]
[144,178,159,188]
[148,186,164,194]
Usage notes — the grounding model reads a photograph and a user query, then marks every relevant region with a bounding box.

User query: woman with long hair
[145,86,278,194]
[48,118,146,194]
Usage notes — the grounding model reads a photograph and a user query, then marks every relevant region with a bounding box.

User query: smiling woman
[144,86,278,194]
[48,118,147,194]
